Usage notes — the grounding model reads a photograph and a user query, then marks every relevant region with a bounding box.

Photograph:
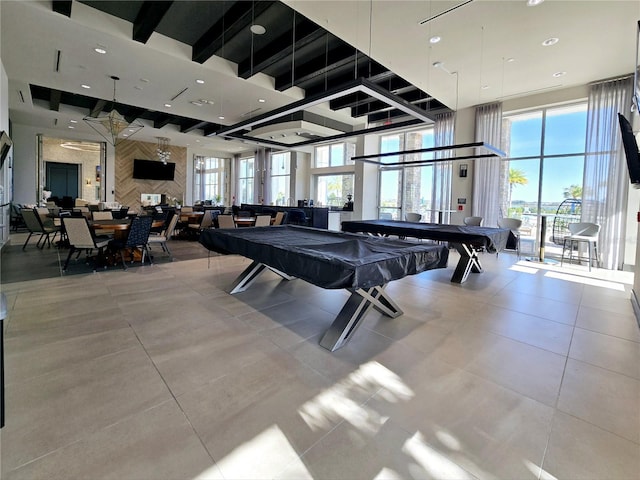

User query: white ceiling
[2,0,639,153]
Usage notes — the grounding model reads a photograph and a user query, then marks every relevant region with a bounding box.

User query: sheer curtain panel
[432,112,455,223]
[473,102,503,227]
[583,76,633,270]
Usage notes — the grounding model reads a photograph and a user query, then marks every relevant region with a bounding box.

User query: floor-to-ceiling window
[237,156,255,205]
[193,155,226,205]
[502,103,587,255]
[378,129,436,220]
[312,142,355,207]
[270,151,290,206]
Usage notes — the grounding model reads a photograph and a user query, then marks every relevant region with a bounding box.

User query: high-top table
[341,219,514,284]
[199,226,448,351]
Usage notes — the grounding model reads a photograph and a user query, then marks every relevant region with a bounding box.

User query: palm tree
[563,184,582,199]
[508,168,528,210]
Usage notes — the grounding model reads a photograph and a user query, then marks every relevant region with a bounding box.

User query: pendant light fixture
[83,75,144,146]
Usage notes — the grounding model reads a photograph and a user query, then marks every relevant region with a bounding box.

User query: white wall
[1,57,11,247]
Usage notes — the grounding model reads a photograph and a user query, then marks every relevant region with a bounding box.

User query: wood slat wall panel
[115,139,186,210]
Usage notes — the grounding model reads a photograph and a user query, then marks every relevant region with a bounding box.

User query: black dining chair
[108,215,154,270]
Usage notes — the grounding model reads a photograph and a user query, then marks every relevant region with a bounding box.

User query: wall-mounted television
[0,130,12,169]
[618,113,640,188]
[132,159,176,181]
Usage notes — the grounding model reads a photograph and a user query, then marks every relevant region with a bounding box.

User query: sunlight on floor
[513,259,632,290]
[297,361,414,433]
[543,270,627,290]
[402,431,475,479]
[194,424,312,480]
[524,459,559,480]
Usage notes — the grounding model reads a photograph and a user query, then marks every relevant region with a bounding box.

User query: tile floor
[1,233,639,479]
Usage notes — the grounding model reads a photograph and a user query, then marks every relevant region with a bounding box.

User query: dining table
[233,216,256,227]
[91,218,164,241]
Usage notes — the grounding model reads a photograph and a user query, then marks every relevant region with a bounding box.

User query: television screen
[0,130,12,169]
[618,113,640,188]
[132,159,176,181]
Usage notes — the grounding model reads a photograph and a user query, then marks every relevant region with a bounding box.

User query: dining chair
[286,209,307,225]
[561,222,601,271]
[273,211,286,225]
[217,215,236,229]
[253,215,272,227]
[147,212,179,261]
[20,208,60,250]
[108,215,154,270]
[92,211,113,221]
[463,216,483,226]
[404,212,422,222]
[497,217,522,258]
[61,216,111,272]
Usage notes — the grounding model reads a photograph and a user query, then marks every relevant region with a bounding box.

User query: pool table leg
[319,285,402,351]
[451,243,483,283]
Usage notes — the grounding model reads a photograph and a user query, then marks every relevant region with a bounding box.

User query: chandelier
[83,75,144,146]
[156,136,171,164]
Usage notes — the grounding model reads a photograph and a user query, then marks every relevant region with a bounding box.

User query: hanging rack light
[83,75,143,146]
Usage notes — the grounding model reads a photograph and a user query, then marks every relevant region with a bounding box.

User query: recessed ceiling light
[196,79,205,84]
[68,125,75,129]
[81,84,91,89]
[134,85,143,90]
[218,116,225,120]
[429,35,441,44]
[94,47,107,54]
[527,0,544,6]
[164,103,172,108]
[196,139,200,143]
[542,37,559,47]
[69,119,78,123]
[250,24,266,35]
[122,134,129,137]
[140,78,150,83]
[552,71,566,77]
[432,61,443,68]
[258,98,266,103]
[506,57,516,63]
[481,85,490,90]
[191,101,203,106]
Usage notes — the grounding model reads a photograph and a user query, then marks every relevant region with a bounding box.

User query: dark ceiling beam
[180,120,209,133]
[153,114,174,129]
[133,1,174,44]
[274,43,360,91]
[52,1,72,17]
[203,124,221,136]
[237,20,324,79]
[367,108,417,123]
[192,1,275,64]
[351,100,394,118]
[301,63,392,98]
[89,99,108,118]
[124,107,147,123]
[49,89,62,112]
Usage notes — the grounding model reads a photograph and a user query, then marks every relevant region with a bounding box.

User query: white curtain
[473,102,503,227]
[583,76,633,270]
[432,112,455,223]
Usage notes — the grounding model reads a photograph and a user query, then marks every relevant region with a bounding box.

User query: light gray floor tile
[558,358,640,443]
[569,327,640,379]
[2,236,637,480]
[2,347,172,471]
[472,304,574,355]
[5,401,221,480]
[543,412,640,480]
[576,305,640,342]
